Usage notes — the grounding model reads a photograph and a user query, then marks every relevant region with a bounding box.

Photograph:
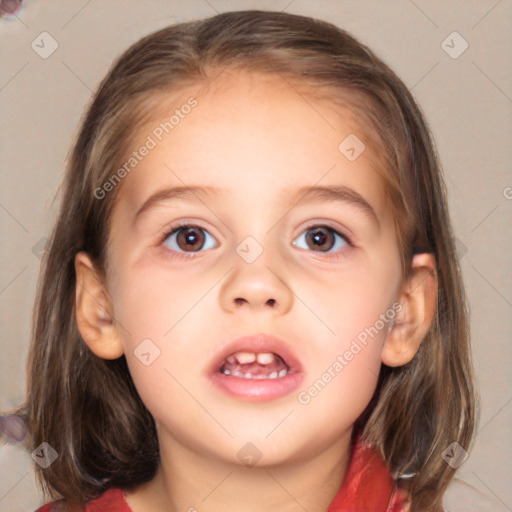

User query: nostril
[232,297,276,306]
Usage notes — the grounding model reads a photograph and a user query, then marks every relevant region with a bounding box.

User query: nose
[219,249,294,315]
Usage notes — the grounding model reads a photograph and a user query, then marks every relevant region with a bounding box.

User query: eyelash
[159,221,353,261]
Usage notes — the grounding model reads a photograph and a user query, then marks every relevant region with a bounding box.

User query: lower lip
[210,371,305,402]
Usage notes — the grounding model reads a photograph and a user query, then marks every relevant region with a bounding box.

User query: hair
[12,9,477,512]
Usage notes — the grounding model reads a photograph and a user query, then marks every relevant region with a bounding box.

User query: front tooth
[256,352,275,365]
[234,352,256,364]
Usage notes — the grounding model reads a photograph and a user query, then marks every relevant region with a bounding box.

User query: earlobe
[74,251,124,360]
[381,253,438,367]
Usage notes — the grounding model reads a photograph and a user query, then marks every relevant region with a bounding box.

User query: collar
[327,434,409,511]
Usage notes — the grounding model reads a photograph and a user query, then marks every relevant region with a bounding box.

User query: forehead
[112,71,389,220]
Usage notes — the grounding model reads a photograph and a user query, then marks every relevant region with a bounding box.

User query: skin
[75,71,437,512]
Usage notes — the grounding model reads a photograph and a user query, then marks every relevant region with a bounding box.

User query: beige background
[1,1,511,510]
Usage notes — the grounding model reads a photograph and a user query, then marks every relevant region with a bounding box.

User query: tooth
[278,369,287,378]
[269,371,278,379]
[256,352,275,365]
[226,355,235,363]
[234,352,256,364]
[243,373,253,379]
[223,368,231,375]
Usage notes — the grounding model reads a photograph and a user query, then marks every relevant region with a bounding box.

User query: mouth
[209,334,304,402]
[220,350,292,379]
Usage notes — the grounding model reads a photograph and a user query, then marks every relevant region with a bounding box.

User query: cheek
[109,263,214,404]
[299,324,383,401]
[296,256,400,405]
[110,263,206,345]
[124,353,209,446]
[311,263,400,343]
[293,341,380,450]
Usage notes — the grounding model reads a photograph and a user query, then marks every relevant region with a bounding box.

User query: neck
[125,430,353,512]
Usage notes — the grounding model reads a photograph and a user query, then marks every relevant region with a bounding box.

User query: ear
[381,253,438,367]
[74,251,124,359]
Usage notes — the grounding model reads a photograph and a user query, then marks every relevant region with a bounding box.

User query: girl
[15,9,477,512]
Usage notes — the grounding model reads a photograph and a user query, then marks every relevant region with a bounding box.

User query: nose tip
[219,259,293,315]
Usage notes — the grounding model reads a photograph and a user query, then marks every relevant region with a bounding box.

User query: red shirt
[35,436,413,511]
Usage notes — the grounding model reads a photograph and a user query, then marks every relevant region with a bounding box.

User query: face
[105,71,403,467]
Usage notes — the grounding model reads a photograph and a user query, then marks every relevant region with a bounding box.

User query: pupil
[307,227,333,251]
[179,227,204,251]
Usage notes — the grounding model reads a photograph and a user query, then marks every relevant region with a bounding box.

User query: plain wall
[1,1,511,510]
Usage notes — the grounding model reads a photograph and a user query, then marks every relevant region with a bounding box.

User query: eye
[163,224,216,253]
[292,225,349,253]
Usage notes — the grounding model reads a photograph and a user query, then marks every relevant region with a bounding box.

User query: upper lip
[209,333,304,374]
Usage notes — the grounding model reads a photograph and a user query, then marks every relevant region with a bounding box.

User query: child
[14,9,477,512]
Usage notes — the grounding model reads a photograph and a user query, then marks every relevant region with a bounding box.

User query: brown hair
[14,10,477,511]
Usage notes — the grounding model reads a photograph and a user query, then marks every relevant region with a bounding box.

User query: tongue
[221,354,288,377]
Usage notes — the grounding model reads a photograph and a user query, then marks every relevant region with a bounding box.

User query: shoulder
[34,488,132,512]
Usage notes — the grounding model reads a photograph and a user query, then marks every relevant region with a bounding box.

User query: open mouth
[210,334,304,401]
[219,351,292,379]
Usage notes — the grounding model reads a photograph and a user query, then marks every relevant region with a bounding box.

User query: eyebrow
[133,186,221,224]
[280,185,379,227]
[133,184,379,227]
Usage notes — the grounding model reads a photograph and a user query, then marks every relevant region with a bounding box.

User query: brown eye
[176,227,205,251]
[293,225,349,254]
[164,225,216,254]
[305,226,335,251]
